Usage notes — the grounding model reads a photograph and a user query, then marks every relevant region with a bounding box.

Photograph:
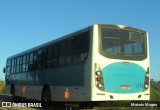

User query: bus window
[81,32,90,61]
[11,59,14,73]
[72,32,90,64]
[100,27,146,60]
[19,57,23,73]
[16,57,20,73]
[14,59,17,73]
[52,44,59,67]
[59,41,65,66]
[30,53,33,63]
[65,39,72,65]
[6,60,11,67]
[72,36,81,64]
[27,54,30,63]
[37,50,42,69]
[47,46,53,68]
[6,60,11,75]
[22,55,26,72]
[33,52,38,70]
[42,49,47,69]
[26,54,30,71]
[29,53,33,71]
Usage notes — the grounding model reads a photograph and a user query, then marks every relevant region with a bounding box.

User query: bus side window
[11,59,14,73]
[72,31,90,65]
[19,57,23,73]
[59,41,65,66]
[47,46,53,68]
[14,59,17,73]
[26,54,30,71]
[16,57,20,73]
[72,36,81,64]
[52,44,59,68]
[37,49,47,69]
[37,50,42,69]
[81,32,90,61]
[65,39,72,66]
[42,49,47,69]
[6,60,11,75]
[33,52,38,70]
[22,55,26,72]
[29,53,33,71]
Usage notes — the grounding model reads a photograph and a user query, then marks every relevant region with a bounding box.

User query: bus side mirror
[3,68,6,73]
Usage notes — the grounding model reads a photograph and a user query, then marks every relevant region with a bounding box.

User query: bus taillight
[144,67,149,91]
[96,77,103,82]
[95,63,104,91]
[145,79,149,84]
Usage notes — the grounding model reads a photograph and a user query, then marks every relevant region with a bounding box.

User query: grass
[150,83,160,101]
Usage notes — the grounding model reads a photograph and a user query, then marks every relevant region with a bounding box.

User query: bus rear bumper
[92,90,150,101]
[106,92,150,100]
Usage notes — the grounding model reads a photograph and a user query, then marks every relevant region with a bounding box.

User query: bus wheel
[10,85,18,101]
[10,85,21,102]
[41,87,51,106]
[11,86,15,100]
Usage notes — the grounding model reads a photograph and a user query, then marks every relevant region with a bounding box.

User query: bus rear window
[99,27,147,60]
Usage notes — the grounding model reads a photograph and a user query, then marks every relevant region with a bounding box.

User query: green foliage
[0,80,4,94]
[150,81,160,101]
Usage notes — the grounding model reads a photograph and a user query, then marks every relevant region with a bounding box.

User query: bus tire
[10,85,17,102]
[41,86,51,106]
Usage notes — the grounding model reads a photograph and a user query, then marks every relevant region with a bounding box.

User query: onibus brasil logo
[2,102,42,107]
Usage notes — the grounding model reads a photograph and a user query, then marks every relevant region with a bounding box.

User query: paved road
[0,94,12,102]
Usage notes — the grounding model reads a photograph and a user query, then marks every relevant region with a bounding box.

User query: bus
[3,24,150,104]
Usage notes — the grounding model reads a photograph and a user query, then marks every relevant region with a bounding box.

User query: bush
[0,80,4,94]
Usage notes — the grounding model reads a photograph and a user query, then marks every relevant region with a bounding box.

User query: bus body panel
[102,62,146,93]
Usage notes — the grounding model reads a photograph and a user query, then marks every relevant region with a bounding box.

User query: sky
[0,0,160,81]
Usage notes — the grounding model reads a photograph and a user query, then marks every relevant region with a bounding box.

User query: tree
[150,79,156,85]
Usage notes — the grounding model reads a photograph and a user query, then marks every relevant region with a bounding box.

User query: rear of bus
[91,24,150,100]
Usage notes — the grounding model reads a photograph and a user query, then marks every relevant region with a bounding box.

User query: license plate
[120,85,131,90]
